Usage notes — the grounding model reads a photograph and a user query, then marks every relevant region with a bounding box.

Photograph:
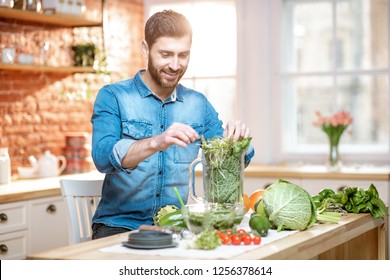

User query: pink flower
[314,111,353,128]
[313,110,353,145]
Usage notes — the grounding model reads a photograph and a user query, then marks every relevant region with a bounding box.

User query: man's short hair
[144,10,192,47]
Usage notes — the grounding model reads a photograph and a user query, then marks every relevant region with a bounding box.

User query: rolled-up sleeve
[91,85,124,173]
[111,139,137,173]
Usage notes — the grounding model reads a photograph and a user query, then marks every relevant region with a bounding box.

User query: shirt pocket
[122,120,153,162]
[174,123,204,164]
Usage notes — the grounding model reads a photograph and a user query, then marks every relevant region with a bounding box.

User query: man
[91,10,254,239]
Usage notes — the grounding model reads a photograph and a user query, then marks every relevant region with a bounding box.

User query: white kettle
[36,150,67,178]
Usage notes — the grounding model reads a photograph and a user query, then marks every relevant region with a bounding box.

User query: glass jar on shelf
[0,147,11,185]
[12,0,25,9]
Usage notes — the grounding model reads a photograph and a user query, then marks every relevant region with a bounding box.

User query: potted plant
[71,43,96,67]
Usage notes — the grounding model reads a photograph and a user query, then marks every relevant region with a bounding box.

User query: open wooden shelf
[0,7,102,27]
[0,63,95,73]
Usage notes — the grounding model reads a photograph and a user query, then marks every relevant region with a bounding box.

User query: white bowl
[18,167,37,178]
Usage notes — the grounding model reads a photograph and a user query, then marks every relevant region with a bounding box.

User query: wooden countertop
[241,164,390,180]
[1,164,389,204]
[27,213,386,260]
[0,171,104,204]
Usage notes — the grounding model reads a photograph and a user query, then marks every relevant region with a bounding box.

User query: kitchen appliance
[189,149,245,205]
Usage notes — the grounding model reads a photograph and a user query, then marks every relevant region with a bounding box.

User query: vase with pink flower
[313,111,353,171]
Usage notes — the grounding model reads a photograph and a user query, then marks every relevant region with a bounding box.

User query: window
[280,0,389,161]
[144,0,237,124]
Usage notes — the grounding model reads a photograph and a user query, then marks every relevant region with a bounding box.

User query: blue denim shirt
[91,70,254,230]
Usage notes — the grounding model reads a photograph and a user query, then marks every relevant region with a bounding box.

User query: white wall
[237,0,276,165]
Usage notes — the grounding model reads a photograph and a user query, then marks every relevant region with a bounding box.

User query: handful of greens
[313,184,388,219]
[187,228,220,250]
[201,136,252,204]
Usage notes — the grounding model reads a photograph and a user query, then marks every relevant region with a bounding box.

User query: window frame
[143,0,390,166]
[271,0,390,166]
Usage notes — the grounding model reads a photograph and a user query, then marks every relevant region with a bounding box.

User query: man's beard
[148,59,186,88]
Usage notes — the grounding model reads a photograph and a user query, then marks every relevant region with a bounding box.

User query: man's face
[146,36,191,89]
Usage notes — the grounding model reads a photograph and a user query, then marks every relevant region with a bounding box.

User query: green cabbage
[262,179,318,231]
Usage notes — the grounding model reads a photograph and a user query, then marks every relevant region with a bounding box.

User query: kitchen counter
[1,164,389,204]
[27,213,386,260]
[197,164,390,180]
[0,171,104,204]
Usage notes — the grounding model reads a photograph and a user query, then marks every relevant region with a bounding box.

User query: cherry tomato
[225,229,233,236]
[242,234,252,245]
[237,229,246,235]
[231,234,242,245]
[217,231,226,239]
[221,235,231,245]
[252,235,261,245]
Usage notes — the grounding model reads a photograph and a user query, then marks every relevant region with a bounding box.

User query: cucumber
[249,213,272,237]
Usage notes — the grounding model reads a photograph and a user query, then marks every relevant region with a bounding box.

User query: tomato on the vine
[216,229,262,246]
[231,234,242,245]
[217,231,226,239]
[242,234,252,245]
[252,235,261,245]
[221,235,231,245]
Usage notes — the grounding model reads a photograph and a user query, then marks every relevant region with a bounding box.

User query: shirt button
[160,125,163,129]
[159,170,163,175]
[156,193,160,197]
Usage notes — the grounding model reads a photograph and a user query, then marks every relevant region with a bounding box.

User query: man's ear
[141,40,149,59]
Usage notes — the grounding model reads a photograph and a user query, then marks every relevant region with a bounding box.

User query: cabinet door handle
[0,213,8,222]
[0,244,8,254]
[46,204,57,213]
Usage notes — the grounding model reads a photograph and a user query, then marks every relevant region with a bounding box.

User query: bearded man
[91,10,254,239]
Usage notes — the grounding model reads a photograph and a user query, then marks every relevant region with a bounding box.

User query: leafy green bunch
[201,137,252,204]
[188,228,220,250]
[312,184,388,219]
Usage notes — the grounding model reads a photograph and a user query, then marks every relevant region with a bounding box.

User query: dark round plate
[123,230,177,250]
[122,241,178,250]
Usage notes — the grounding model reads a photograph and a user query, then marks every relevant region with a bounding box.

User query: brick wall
[0,0,144,175]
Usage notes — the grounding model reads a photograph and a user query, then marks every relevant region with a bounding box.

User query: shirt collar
[134,70,183,102]
[170,88,177,101]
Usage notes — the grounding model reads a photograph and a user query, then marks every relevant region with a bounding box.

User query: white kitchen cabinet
[0,201,28,260]
[0,195,68,259]
[0,231,28,260]
[28,196,68,254]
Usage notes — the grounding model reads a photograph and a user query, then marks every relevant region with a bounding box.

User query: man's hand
[223,120,251,141]
[151,122,199,151]
[122,122,199,169]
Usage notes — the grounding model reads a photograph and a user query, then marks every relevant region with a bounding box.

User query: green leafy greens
[187,228,221,250]
[201,136,252,204]
[313,184,388,219]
